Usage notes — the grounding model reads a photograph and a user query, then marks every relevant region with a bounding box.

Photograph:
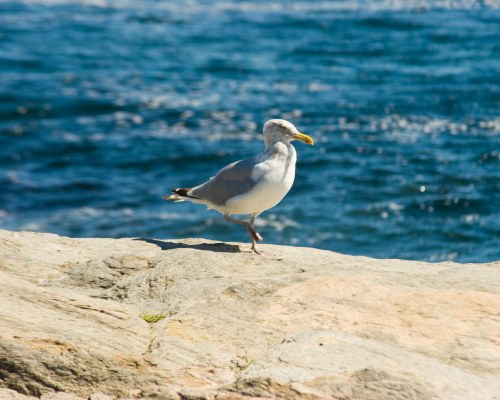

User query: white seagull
[164,119,314,254]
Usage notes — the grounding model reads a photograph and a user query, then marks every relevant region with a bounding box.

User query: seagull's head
[263,119,314,147]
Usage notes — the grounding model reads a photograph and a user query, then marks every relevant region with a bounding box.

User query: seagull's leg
[224,214,261,252]
[249,214,260,254]
[249,213,277,256]
[250,213,263,242]
[224,214,259,241]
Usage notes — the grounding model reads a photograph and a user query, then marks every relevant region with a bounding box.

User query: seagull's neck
[265,141,296,161]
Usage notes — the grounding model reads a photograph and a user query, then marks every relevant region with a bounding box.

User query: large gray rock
[0,229,499,399]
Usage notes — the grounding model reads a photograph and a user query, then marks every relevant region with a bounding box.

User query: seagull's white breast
[223,142,297,215]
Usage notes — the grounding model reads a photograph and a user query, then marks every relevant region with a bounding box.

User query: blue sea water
[1,0,499,262]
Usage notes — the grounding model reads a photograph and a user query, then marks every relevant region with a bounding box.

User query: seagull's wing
[190,155,262,207]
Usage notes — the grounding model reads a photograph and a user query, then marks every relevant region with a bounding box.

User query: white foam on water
[19,222,43,231]
[320,115,500,145]
[157,212,187,220]
[461,214,480,224]
[429,251,459,261]
[11,0,499,11]
[479,118,500,132]
[256,213,300,232]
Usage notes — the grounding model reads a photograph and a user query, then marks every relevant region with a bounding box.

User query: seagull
[163,119,314,254]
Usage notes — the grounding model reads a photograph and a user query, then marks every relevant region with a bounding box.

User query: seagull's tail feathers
[164,188,219,212]
[163,188,200,202]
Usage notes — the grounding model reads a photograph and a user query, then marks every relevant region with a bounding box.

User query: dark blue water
[1,0,499,262]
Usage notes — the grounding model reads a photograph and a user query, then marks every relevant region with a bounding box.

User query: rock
[40,393,86,400]
[0,388,38,400]
[88,394,115,400]
[0,229,499,400]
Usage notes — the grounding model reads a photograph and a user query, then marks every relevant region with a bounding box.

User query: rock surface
[0,229,499,400]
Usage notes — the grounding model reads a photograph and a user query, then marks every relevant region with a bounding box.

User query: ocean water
[1,0,499,262]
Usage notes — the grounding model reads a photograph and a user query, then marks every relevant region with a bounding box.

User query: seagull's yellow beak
[292,132,314,145]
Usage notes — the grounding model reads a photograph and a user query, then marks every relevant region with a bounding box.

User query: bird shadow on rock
[133,238,242,253]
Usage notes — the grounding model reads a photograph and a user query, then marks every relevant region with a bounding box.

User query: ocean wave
[10,0,499,11]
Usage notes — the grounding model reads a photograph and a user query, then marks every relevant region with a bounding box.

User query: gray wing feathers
[191,156,260,206]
